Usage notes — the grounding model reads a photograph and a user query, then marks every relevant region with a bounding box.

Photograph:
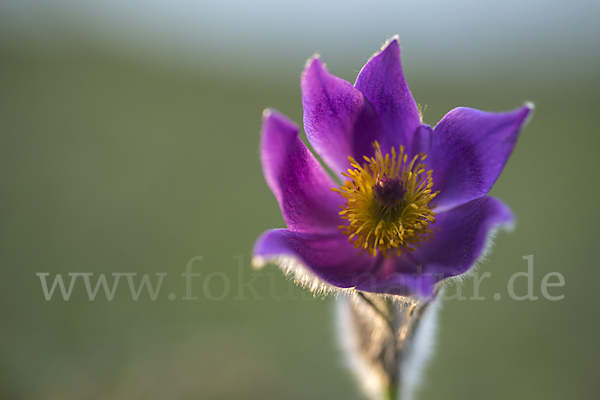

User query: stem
[355,290,399,399]
[355,290,395,334]
[338,287,442,400]
[386,384,398,400]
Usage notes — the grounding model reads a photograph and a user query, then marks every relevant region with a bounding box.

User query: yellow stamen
[332,141,439,258]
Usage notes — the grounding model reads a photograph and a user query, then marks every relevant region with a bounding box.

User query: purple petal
[253,229,378,288]
[261,110,344,234]
[301,57,383,173]
[416,105,533,212]
[355,266,439,298]
[354,37,421,153]
[357,196,514,297]
[411,196,514,276]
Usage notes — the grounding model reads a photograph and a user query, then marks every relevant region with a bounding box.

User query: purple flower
[253,38,532,297]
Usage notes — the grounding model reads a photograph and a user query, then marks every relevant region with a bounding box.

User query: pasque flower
[253,38,532,297]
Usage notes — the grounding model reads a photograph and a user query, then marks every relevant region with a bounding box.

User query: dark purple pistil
[372,176,406,208]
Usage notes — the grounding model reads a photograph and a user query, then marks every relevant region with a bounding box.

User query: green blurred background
[0,1,599,399]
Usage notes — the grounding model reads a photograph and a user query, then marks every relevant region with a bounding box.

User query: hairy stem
[356,290,395,334]
[337,285,442,400]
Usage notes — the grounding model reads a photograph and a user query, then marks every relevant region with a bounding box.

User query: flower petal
[354,266,439,298]
[411,196,514,275]
[261,110,344,234]
[301,57,383,173]
[356,196,514,297]
[253,229,378,288]
[354,37,421,153]
[417,104,533,212]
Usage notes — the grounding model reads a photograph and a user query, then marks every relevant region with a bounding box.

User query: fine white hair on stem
[335,290,442,400]
[399,290,443,400]
[335,293,386,400]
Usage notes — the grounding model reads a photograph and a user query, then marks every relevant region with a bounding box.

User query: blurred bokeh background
[1,0,599,399]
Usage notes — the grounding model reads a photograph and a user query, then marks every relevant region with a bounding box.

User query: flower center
[332,141,439,257]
